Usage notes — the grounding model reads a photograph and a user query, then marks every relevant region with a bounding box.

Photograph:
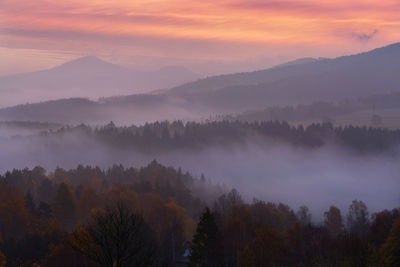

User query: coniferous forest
[36,120,400,153]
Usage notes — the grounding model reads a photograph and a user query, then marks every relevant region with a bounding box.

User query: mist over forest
[0,121,399,218]
[1,41,400,266]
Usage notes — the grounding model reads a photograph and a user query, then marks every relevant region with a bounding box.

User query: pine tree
[190,207,223,267]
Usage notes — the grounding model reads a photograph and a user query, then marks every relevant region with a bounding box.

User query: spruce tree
[190,207,223,267]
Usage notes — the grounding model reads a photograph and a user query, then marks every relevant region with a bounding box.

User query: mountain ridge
[164,42,400,110]
[0,56,201,107]
[2,42,400,123]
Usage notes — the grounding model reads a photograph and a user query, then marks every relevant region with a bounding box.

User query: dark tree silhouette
[190,207,223,267]
[71,203,157,267]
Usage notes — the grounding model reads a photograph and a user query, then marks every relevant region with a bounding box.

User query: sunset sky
[1,0,400,75]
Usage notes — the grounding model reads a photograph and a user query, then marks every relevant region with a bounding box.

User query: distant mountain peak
[54,55,117,71]
[73,55,104,63]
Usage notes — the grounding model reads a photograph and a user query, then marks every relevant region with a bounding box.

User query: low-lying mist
[0,132,398,220]
[159,143,400,220]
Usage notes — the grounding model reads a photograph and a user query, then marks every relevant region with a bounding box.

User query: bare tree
[71,203,157,267]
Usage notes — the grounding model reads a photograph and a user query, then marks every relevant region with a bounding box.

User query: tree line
[226,92,400,123]
[33,120,400,153]
[0,163,398,266]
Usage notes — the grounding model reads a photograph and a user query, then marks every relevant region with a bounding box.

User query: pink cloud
[1,0,399,72]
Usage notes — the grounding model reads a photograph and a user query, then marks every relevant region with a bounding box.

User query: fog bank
[0,134,398,219]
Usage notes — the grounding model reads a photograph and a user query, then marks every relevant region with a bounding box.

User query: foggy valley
[0,121,399,219]
[1,1,400,265]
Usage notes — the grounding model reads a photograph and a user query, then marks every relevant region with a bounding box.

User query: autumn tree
[380,216,400,266]
[71,203,157,267]
[369,208,400,247]
[78,186,104,222]
[324,206,344,237]
[190,208,224,267]
[0,184,29,240]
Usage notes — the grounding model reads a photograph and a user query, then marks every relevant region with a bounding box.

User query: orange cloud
[1,0,400,72]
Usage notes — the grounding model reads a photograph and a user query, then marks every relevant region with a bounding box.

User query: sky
[1,0,400,75]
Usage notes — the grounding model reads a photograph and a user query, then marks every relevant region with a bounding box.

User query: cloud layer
[1,0,400,74]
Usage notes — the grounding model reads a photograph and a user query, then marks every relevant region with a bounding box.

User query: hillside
[0,56,201,107]
[2,43,400,123]
[166,43,400,111]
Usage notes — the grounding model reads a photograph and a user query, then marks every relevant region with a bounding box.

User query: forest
[33,120,400,154]
[0,161,398,266]
[228,92,400,124]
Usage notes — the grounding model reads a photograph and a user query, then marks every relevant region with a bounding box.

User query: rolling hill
[166,42,400,111]
[2,43,400,124]
[0,56,201,107]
